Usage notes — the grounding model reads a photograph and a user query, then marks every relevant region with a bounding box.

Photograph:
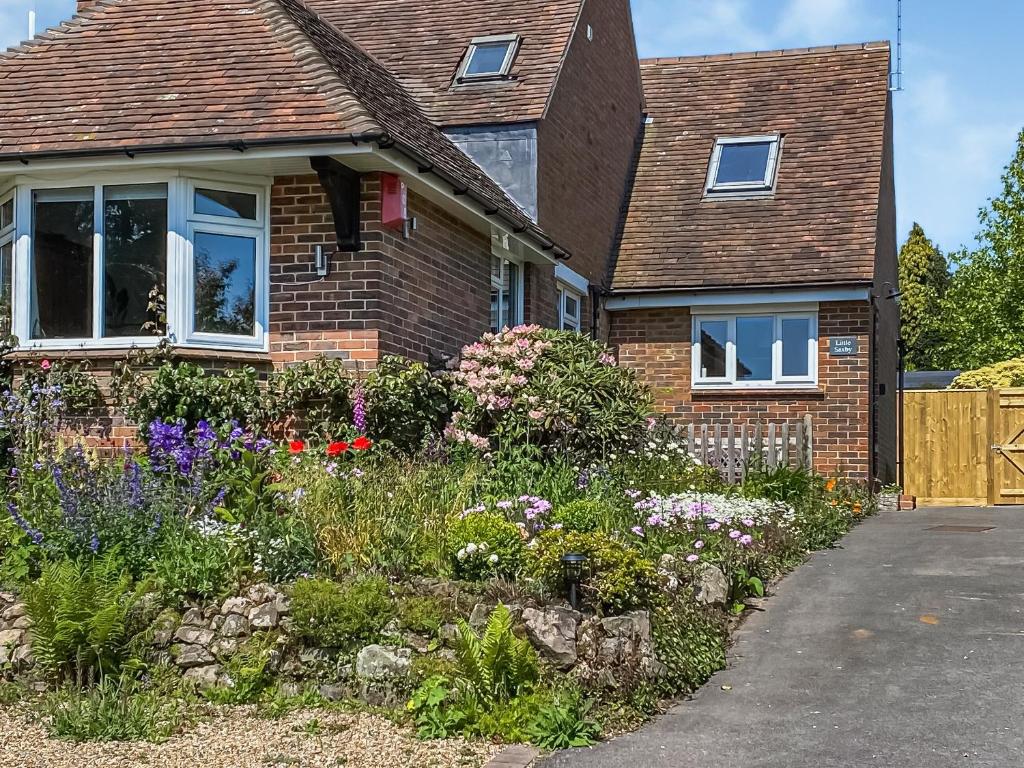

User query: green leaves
[453,604,538,707]
[898,223,949,371]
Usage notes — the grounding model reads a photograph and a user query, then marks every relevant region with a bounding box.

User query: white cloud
[633,0,770,56]
[0,1,75,52]
[775,0,868,44]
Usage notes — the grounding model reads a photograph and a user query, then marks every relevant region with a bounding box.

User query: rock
[183,664,224,687]
[439,624,460,644]
[11,644,34,671]
[181,608,205,626]
[659,554,680,592]
[0,592,16,606]
[318,683,348,701]
[354,645,411,681]
[2,604,26,622]
[277,681,304,698]
[210,615,225,633]
[211,637,240,658]
[220,613,250,638]
[601,611,651,643]
[468,603,493,630]
[172,644,215,669]
[245,583,278,605]
[249,603,279,630]
[299,648,337,666]
[273,592,291,616]
[0,629,24,649]
[221,597,253,617]
[11,616,31,630]
[522,607,580,669]
[694,563,729,606]
[173,626,215,647]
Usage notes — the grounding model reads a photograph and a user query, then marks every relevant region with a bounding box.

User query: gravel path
[0,705,500,768]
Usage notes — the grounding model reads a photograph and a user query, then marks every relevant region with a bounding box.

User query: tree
[935,128,1024,370]
[898,223,949,370]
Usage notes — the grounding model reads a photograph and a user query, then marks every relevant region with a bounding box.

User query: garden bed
[0,326,874,762]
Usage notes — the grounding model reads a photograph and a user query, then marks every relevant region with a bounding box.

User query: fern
[24,553,141,684]
[453,604,538,707]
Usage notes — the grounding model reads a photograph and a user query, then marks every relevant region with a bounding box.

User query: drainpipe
[898,336,906,489]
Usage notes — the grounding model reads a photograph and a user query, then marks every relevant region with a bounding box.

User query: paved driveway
[542,507,1024,768]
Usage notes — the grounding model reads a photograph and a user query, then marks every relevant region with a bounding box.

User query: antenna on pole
[889,0,904,92]
[28,9,36,39]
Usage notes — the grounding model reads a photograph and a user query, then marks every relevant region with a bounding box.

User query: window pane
[489,256,502,332]
[0,241,11,337]
[466,41,512,76]
[104,184,167,337]
[0,198,12,230]
[782,317,812,377]
[565,293,579,320]
[195,188,257,220]
[715,141,772,185]
[736,316,774,381]
[193,231,256,336]
[699,320,727,378]
[505,262,521,326]
[32,188,94,339]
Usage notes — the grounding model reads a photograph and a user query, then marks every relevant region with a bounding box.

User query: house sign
[829,337,858,356]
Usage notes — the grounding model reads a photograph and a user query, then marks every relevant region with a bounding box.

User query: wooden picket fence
[678,415,814,484]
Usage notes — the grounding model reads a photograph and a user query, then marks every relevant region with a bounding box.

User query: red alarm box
[381,173,407,230]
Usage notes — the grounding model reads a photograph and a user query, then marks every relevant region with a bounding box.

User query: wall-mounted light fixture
[315,244,331,278]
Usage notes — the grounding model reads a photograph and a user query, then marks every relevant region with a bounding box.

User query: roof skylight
[457,35,519,82]
[705,135,781,196]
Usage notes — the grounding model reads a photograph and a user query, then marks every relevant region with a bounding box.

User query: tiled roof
[305,0,584,126]
[0,0,560,252]
[612,43,891,292]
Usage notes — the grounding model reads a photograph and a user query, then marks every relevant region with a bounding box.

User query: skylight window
[458,35,519,82]
[705,135,781,195]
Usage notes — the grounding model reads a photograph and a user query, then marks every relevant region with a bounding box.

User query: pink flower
[694,540,704,549]
[728,529,741,540]
[739,534,754,546]
[686,554,699,563]
[40,359,52,371]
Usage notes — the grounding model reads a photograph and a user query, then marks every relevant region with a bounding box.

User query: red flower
[326,441,349,456]
[288,440,305,454]
[352,436,372,451]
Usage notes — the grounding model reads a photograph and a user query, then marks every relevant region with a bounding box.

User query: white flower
[457,548,467,561]
[479,542,488,552]
[466,543,478,555]
[488,554,499,564]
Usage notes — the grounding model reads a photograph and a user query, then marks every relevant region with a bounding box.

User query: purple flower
[686,554,699,563]
[708,521,722,531]
[89,533,100,554]
[694,539,704,549]
[739,534,754,546]
[728,529,742,540]
[742,518,755,527]
[631,526,645,537]
[7,502,43,545]
[352,385,367,433]
[496,500,514,510]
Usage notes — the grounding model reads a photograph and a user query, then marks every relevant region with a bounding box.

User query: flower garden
[0,326,873,762]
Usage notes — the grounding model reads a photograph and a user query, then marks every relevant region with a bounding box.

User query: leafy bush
[951,357,1024,389]
[40,673,190,743]
[265,356,352,438]
[527,687,601,750]
[365,356,451,450]
[396,595,450,635]
[452,604,538,706]
[150,518,246,603]
[24,553,142,683]
[652,599,728,693]
[445,326,652,460]
[550,499,608,533]
[529,530,659,614]
[120,361,265,434]
[206,633,279,704]
[447,512,524,581]
[741,464,817,505]
[289,576,394,651]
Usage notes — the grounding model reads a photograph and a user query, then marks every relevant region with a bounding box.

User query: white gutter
[606,286,872,310]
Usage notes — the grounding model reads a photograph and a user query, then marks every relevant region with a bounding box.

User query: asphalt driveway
[542,507,1024,768]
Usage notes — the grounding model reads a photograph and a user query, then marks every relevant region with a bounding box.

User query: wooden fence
[678,415,814,484]
[903,388,1024,506]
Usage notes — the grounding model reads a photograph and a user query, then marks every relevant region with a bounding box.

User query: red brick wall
[610,301,875,480]
[536,0,645,289]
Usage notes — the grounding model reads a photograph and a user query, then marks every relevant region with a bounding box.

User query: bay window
[692,310,817,388]
[10,174,268,351]
[490,256,522,332]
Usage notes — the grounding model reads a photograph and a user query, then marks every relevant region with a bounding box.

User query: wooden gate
[903,388,1024,506]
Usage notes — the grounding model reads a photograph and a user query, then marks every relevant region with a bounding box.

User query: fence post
[803,414,813,469]
[726,423,736,484]
[767,423,777,468]
[781,422,790,467]
[753,422,762,467]
[700,424,708,465]
[795,419,805,469]
[687,424,695,457]
[740,424,749,481]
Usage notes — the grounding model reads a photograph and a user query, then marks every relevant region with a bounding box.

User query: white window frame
[691,306,818,389]
[457,34,520,82]
[490,256,524,332]
[0,189,14,334]
[705,134,781,196]
[10,171,270,352]
[558,284,582,332]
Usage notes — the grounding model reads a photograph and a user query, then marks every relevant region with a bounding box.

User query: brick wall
[610,301,875,480]
[536,0,645,289]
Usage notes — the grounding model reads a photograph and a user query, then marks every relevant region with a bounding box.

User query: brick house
[0,1,896,482]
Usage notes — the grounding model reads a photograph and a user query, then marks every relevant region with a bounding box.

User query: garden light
[561,552,589,610]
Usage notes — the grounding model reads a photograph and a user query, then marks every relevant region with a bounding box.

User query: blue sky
[3,0,1022,255]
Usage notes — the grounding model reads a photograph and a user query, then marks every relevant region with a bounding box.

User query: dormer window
[705,135,781,196]
[457,35,519,82]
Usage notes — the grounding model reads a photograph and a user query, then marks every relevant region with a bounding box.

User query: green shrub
[453,604,538,706]
[652,599,728,694]
[527,686,601,750]
[265,356,353,438]
[447,512,524,581]
[290,576,394,651]
[396,595,449,635]
[150,520,245,603]
[25,553,142,683]
[529,530,659,614]
[741,464,817,505]
[951,357,1024,389]
[40,673,190,743]
[447,327,652,461]
[365,356,452,450]
[205,633,279,704]
[550,499,608,533]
